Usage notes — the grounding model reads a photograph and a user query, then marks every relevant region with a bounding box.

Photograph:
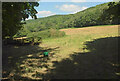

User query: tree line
[2,2,120,40]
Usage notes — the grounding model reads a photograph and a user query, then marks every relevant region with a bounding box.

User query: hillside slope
[16,2,119,37]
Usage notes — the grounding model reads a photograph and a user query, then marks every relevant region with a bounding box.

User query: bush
[14,28,65,44]
[39,28,65,39]
[26,33,42,44]
[12,29,66,45]
[49,28,65,38]
[26,29,65,39]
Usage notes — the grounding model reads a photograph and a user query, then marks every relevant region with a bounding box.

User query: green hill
[15,2,119,37]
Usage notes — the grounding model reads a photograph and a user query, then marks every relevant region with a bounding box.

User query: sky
[27,0,114,20]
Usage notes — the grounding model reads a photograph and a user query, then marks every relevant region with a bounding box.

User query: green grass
[3,25,119,80]
[41,25,118,59]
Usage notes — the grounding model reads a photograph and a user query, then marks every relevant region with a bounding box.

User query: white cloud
[37,11,56,17]
[55,5,59,8]
[82,6,88,10]
[40,0,68,2]
[71,0,86,2]
[73,6,88,13]
[26,16,32,20]
[60,5,80,12]
[56,4,88,13]
[39,0,113,2]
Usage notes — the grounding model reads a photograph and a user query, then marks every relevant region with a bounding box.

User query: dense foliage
[100,2,120,24]
[2,2,39,39]
[15,2,120,38]
[14,28,65,39]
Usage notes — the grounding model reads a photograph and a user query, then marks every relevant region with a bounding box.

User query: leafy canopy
[2,2,39,39]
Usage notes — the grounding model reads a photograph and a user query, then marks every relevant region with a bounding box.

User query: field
[42,25,118,59]
[2,25,119,80]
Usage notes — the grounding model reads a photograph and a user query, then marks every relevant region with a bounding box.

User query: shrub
[26,29,65,39]
[43,28,65,38]
[13,29,66,45]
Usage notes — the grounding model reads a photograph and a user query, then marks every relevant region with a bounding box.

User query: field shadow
[2,44,59,80]
[44,36,119,79]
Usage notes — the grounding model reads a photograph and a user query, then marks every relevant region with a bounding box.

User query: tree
[2,2,39,39]
[99,2,120,24]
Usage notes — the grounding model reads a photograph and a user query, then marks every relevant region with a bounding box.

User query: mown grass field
[2,25,119,80]
[41,25,118,59]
